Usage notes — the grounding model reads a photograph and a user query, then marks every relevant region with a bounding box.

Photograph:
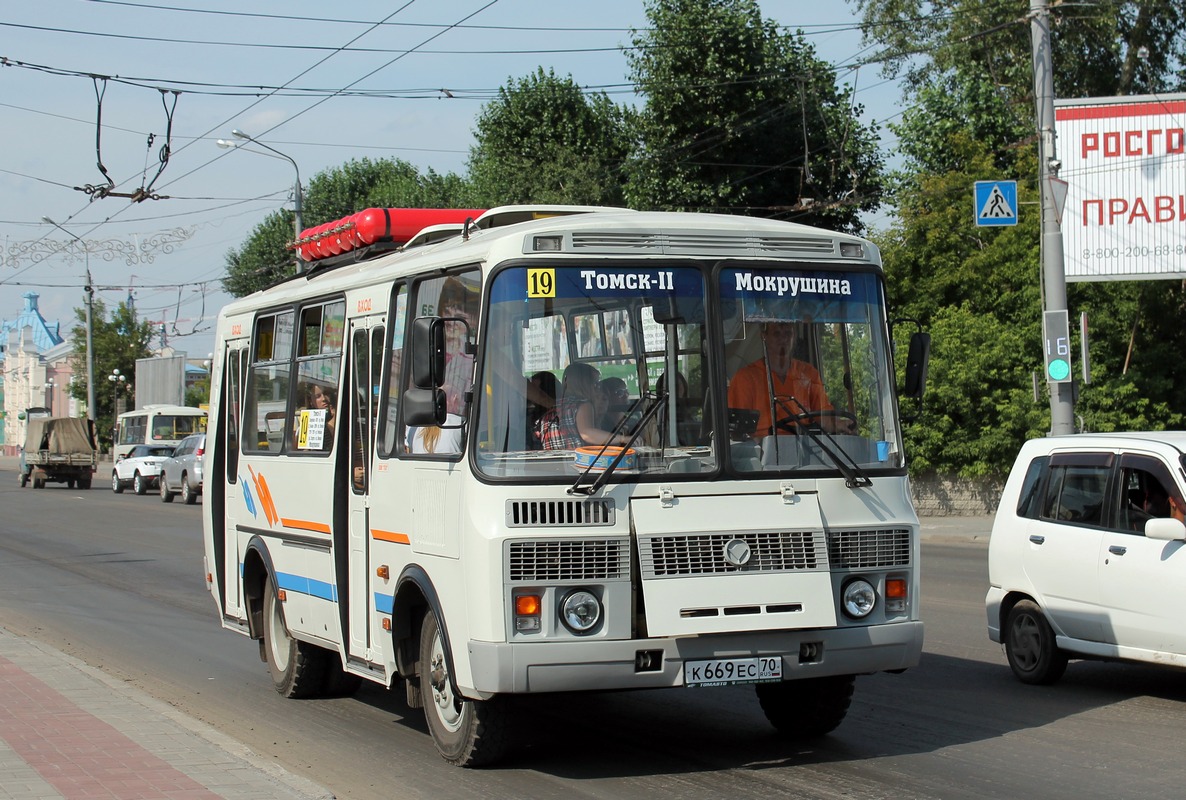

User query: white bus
[114,404,207,460]
[202,206,930,766]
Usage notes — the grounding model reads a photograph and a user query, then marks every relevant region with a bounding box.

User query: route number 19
[527,268,555,298]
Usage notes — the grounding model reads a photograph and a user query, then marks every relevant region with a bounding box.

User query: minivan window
[1040,461,1111,526]
[1016,455,1049,519]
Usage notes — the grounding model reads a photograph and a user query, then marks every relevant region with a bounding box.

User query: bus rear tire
[756,674,855,738]
[262,576,327,698]
[419,610,509,767]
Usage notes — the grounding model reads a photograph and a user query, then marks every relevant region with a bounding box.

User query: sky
[0,0,907,361]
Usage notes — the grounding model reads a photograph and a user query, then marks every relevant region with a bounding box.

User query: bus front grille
[826,528,912,568]
[506,498,615,528]
[507,539,628,582]
[639,530,826,578]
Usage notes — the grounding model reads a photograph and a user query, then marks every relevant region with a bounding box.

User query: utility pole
[42,218,96,423]
[1030,0,1074,435]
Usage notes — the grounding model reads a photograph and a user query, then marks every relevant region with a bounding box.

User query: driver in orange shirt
[727,321,854,438]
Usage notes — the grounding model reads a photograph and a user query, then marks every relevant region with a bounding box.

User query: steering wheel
[774,409,858,434]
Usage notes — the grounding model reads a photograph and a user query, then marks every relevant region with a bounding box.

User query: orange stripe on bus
[280,518,332,534]
[371,529,411,545]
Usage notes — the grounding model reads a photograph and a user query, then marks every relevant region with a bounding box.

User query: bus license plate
[684,657,783,687]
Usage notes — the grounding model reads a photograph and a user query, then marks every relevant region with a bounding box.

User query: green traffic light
[1048,359,1070,381]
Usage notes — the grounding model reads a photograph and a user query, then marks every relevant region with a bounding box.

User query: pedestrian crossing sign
[974,180,1018,226]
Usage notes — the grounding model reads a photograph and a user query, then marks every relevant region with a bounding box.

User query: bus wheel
[756,674,855,738]
[262,576,327,698]
[419,610,509,767]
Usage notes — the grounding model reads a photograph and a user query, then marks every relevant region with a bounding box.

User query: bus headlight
[560,589,602,634]
[842,579,876,619]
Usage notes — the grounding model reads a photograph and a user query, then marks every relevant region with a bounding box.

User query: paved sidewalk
[0,628,333,800]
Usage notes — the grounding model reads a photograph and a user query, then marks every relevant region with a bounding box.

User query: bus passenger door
[347,321,384,661]
[218,342,249,619]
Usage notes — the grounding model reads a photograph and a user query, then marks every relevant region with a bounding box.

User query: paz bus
[202,205,930,766]
[113,404,207,460]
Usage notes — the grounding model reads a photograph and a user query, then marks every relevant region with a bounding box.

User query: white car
[986,432,1186,684]
[111,444,176,495]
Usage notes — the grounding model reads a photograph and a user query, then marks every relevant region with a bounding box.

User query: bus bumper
[463,620,922,696]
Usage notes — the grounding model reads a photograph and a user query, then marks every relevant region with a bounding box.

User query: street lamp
[108,368,128,418]
[42,217,96,424]
[217,129,303,271]
[45,378,56,415]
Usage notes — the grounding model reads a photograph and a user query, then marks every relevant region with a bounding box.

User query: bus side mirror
[403,387,447,427]
[410,316,446,390]
[903,332,931,400]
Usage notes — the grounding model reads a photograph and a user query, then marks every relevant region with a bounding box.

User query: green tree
[625,0,885,231]
[857,0,1186,475]
[68,299,155,449]
[222,158,478,297]
[467,68,635,206]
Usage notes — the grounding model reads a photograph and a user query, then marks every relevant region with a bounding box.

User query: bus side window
[244,310,295,454]
[292,300,346,454]
[379,284,409,456]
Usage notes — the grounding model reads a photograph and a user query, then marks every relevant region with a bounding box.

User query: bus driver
[727,321,853,438]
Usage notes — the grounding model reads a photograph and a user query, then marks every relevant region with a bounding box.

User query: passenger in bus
[540,363,631,450]
[528,371,559,449]
[727,322,854,437]
[598,377,630,432]
[438,277,479,416]
[408,417,464,455]
[310,384,337,445]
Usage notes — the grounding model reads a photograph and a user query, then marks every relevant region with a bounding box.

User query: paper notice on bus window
[297,409,327,450]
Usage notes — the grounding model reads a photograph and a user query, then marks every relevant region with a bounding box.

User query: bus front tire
[419,610,509,767]
[262,576,326,698]
[756,674,855,738]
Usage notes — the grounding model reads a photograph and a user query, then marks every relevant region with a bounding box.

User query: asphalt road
[3,471,1186,799]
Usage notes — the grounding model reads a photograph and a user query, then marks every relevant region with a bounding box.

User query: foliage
[67,299,155,449]
[185,376,211,409]
[861,0,1186,475]
[625,0,884,232]
[467,68,635,206]
[222,158,477,297]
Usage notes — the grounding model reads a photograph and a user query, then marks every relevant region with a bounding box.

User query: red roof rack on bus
[290,208,485,264]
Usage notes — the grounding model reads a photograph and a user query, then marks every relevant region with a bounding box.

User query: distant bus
[114,404,207,460]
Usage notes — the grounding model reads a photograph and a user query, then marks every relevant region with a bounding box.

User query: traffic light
[1043,310,1072,384]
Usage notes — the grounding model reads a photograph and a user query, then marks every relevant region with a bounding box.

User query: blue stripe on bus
[274,571,338,602]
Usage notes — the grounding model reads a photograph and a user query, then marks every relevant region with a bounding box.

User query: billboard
[1054,94,1186,282]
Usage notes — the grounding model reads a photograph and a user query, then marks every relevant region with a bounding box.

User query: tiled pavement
[0,628,333,800]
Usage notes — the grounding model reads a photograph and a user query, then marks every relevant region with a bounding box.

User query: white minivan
[986,432,1186,684]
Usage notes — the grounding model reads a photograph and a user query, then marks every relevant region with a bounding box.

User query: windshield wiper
[568,393,667,496]
[770,394,872,489]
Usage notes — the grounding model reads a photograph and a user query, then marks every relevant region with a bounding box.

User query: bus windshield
[474,262,900,481]
[149,413,206,441]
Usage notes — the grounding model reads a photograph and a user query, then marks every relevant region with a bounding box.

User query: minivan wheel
[182,474,197,505]
[1005,599,1068,685]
